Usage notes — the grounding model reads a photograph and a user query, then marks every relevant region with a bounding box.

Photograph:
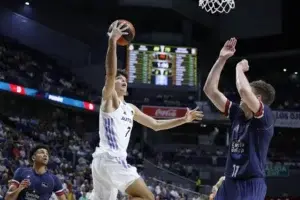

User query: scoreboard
[126,43,198,90]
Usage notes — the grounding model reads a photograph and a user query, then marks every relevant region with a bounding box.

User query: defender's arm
[236,60,261,113]
[203,38,237,113]
[203,57,228,113]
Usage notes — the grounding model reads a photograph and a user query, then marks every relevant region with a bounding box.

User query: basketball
[108,19,135,46]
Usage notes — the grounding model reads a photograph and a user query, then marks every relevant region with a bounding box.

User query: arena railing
[143,158,212,196]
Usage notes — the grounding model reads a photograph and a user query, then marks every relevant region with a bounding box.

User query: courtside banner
[273,111,300,128]
[141,106,187,119]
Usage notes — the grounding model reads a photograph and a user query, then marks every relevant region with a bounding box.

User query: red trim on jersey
[10,180,19,187]
[254,101,264,118]
[224,99,231,117]
[55,189,65,196]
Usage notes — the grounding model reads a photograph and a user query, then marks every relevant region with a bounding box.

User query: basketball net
[199,0,235,14]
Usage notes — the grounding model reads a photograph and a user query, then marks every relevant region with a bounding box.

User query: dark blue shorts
[214,178,266,200]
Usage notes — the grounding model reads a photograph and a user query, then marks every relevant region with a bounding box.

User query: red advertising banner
[141,106,187,119]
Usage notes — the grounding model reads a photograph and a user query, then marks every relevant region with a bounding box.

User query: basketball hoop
[199,0,235,14]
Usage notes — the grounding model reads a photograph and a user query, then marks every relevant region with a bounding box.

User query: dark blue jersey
[224,100,274,179]
[11,167,64,200]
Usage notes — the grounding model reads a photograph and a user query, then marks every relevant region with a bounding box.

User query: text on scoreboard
[126,44,198,88]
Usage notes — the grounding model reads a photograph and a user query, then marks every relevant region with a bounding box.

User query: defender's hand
[236,59,249,72]
[219,37,237,59]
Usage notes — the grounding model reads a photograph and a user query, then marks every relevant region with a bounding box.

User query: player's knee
[144,192,154,200]
[128,194,154,200]
[128,189,154,200]
[125,178,154,200]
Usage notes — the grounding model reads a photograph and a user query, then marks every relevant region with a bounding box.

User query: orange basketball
[108,19,135,46]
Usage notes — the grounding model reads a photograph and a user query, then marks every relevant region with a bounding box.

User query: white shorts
[90,153,140,200]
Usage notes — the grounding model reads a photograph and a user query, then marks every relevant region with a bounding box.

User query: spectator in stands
[195,177,201,192]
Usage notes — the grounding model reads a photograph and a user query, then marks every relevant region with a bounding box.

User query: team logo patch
[41,182,48,187]
[121,116,132,123]
[230,140,249,165]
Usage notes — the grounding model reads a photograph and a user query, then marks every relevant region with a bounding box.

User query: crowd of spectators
[0,36,99,102]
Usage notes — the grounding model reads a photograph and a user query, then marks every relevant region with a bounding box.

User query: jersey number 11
[232,164,240,178]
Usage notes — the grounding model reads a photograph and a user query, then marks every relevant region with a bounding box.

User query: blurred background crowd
[1,0,300,199]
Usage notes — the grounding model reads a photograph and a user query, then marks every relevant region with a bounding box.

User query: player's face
[34,148,49,165]
[115,75,127,96]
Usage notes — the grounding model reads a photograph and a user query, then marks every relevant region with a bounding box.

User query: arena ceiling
[2,0,300,56]
[1,0,195,44]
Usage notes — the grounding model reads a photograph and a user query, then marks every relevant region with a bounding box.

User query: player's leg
[105,156,154,200]
[90,180,118,200]
[214,178,238,200]
[240,178,267,200]
[125,178,154,200]
[91,157,118,200]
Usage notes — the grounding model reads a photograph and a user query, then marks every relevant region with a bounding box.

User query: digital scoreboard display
[126,43,198,90]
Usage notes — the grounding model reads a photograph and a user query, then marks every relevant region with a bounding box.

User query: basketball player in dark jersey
[5,145,66,200]
[203,38,275,200]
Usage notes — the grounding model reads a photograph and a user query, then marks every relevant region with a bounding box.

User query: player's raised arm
[102,21,129,100]
[130,104,203,131]
[203,38,237,112]
[235,59,261,113]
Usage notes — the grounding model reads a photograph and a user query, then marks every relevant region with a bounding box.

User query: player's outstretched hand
[107,20,129,42]
[184,107,204,122]
[219,37,237,59]
[236,59,249,72]
[19,179,30,190]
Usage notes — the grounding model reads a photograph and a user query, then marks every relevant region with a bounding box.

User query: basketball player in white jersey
[90,21,204,200]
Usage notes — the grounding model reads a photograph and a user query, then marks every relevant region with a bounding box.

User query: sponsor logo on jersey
[41,182,48,188]
[25,191,40,200]
[121,116,132,123]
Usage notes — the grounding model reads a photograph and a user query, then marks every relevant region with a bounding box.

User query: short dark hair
[29,144,50,163]
[116,69,128,80]
[250,80,275,106]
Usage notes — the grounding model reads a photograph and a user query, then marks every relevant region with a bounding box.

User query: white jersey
[94,101,134,158]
